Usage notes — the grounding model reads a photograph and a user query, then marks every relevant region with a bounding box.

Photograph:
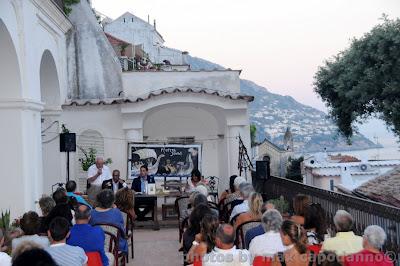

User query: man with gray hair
[344,225,393,266]
[229,182,254,221]
[67,205,111,266]
[87,157,112,201]
[203,224,251,266]
[322,210,363,256]
[249,209,285,258]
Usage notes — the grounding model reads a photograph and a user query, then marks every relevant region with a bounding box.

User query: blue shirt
[67,224,108,266]
[89,208,128,254]
[67,192,92,209]
[244,224,264,249]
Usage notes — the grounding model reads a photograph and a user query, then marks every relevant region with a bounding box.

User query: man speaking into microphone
[87,157,112,202]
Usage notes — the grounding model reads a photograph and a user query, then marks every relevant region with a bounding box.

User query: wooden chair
[220,199,243,223]
[95,223,126,266]
[175,196,190,242]
[235,220,261,249]
[121,211,135,262]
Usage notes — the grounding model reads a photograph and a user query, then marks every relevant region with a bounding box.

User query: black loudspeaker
[60,133,76,152]
[256,160,270,180]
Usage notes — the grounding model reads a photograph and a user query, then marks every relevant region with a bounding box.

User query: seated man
[12,248,57,266]
[102,169,127,194]
[203,224,251,266]
[45,217,88,266]
[344,225,393,266]
[322,210,363,256]
[229,183,254,222]
[131,165,156,221]
[67,205,111,266]
[66,180,92,208]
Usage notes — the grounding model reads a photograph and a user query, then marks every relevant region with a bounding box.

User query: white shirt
[230,200,249,222]
[87,164,111,186]
[203,246,251,266]
[112,180,127,194]
[12,234,50,252]
[0,252,11,266]
[249,231,286,258]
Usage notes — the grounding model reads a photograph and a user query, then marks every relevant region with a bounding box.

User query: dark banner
[128,143,202,179]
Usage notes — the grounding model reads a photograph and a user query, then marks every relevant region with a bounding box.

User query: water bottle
[144,180,148,194]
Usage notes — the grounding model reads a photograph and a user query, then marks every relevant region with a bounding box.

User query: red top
[344,250,393,266]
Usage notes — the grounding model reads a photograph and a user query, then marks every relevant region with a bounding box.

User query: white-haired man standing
[87,157,111,201]
[322,210,363,256]
[344,225,393,266]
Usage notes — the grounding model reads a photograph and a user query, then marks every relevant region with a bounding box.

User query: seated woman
[115,188,136,220]
[89,189,128,254]
[187,214,219,265]
[38,195,56,234]
[234,192,263,228]
[224,176,247,205]
[290,194,311,226]
[303,203,327,247]
[218,175,237,205]
[271,220,310,266]
[12,212,50,252]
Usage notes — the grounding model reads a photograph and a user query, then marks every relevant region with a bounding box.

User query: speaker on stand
[256,160,270,195]
[60,133,76,182]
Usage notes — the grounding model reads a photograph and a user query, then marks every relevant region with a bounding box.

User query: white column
[0,99,44,217]
[125,128,143,142]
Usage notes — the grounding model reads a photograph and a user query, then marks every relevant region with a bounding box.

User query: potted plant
[78,147,112,172]
[268,196,290,219]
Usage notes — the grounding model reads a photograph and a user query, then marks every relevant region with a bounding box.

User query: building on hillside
[252,128,294,177]
[302,153,400,191]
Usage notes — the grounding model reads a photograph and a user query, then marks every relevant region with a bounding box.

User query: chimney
[147,14,150,24]
[153,19,156,30]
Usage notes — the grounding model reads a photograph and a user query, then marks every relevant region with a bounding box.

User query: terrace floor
[127,227,182,266]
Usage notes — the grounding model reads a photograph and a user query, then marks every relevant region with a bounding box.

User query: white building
[0,0,252,216]
[302,153,400,191]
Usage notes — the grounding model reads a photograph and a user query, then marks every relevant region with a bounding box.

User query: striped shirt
[45,243,87,266]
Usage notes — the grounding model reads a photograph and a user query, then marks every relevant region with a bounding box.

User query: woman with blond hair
[291,194,311,226]
[234,192,263,228]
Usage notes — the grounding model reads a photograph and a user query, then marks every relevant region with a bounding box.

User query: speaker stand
[66,151,70,182]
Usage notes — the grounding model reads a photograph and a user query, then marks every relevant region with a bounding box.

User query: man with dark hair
[12,248,56,266]
[67,205,110,266]
[203,224,250,266]
[45,217,87,266]
[102,169,127,194]
[66,180,91,208]
[43,189,73,230]
[12,211,49,252]
[131,165,155,193]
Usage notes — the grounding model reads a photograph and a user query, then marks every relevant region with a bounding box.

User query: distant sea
[297,146,400,161]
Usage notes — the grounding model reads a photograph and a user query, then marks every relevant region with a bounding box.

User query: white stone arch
[40,49,61,108]
[76,129,105,191]
[0,18,22,98]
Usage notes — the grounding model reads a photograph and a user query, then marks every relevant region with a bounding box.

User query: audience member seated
[194,184,210,199]
[244,202,275,249]
[182,204,214,255]
[344,225,393,266]
[187,214,219,265]
[194,194,219,217]
[181,191,201,223]
[317,251,342,266]
[12,241,42,263]
[218,175,238,205]
[234,192,263,228]
[229,183,254,222]
[67,205,111,266]
[321,210,363,256]
[89,189,128,254]
[203,224,251,266]
[12,211,50,252]
[115,187,136,220]
[45,217,88,266]
[0,229,11,266]
[303,203,327,246]
[38,195,56,234]
[66,181,92,208]
[224,176,246,205]
[290,194,310,226]
[249,209,285,259]
[44,188,73,230]
[271,220,310,266]
[102,169,127,194]
[12,248,57,266]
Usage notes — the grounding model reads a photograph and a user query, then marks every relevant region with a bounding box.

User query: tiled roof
[63,87,254,106]
[354,166,400,208]
[329,155,361,163]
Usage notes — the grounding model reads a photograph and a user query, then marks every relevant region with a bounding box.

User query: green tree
[314,16,400,141]
[250,124,257,146]
[286,156,304,182]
